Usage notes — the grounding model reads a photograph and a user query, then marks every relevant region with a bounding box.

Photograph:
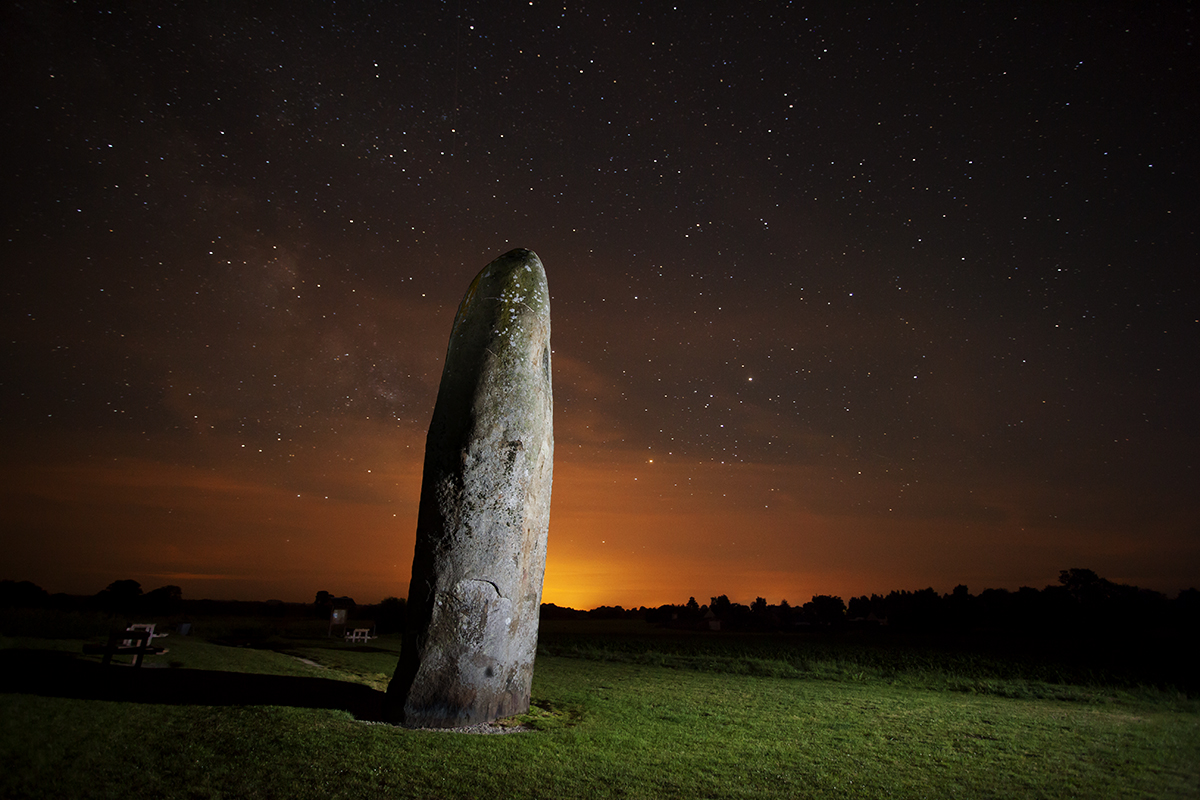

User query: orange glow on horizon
[5,421,1196,607]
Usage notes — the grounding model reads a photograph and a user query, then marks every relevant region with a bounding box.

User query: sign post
[329,608,347,638]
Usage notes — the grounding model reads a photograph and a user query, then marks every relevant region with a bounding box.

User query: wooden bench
[82,628,169,667]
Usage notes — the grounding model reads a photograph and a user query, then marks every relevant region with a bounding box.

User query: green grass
[2,617,1197,799]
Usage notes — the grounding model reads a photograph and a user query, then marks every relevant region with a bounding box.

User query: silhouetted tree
[1172,588,1200,633]
[0,580,49,608]
[1059,568,1108,606]
[142,584,183,615]
[803,595,847,626]
[847,595,872,620]
[373,596,407,634]
[882,587,942,629]
[744,597,767,630]
[95,579,142,614]
[645,604,675,624]
[313,590,356,618]
[540,602,585,620]
[587,605,630,620]
[1054,568,1162,630]
[944,584,974,630]
[975,587,1014,629]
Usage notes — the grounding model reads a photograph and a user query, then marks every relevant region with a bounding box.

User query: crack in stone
[468,578,503,599]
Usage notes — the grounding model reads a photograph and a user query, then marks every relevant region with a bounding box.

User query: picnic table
[82,624,169,667]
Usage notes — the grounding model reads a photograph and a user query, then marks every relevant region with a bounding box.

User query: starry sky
[3,2,1197,608]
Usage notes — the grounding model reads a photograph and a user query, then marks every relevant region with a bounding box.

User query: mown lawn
[1,628,1197,799]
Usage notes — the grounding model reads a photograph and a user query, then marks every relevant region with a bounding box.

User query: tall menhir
[385,248,553,727]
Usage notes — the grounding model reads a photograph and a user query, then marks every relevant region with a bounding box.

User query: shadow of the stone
[0,649,387,721]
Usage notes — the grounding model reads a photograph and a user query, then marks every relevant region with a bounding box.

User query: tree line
[0,580,410,634]
[541,568,1200,635]
[0,578,187,616]
[5,568,1196,637]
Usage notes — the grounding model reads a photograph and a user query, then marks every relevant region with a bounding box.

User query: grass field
[1,616,1197,799]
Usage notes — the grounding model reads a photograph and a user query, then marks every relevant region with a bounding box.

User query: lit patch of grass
[499,698,584,731]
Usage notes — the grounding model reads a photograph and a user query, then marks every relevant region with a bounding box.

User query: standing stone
[385,248,553,727]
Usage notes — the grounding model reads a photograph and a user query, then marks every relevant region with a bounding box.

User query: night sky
[3,3,1197,608]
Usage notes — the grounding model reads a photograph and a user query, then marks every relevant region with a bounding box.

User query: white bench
[345,628,375,643]
[123,622,167,647]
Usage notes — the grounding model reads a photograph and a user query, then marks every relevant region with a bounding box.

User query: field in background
[2,612,1197,799]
